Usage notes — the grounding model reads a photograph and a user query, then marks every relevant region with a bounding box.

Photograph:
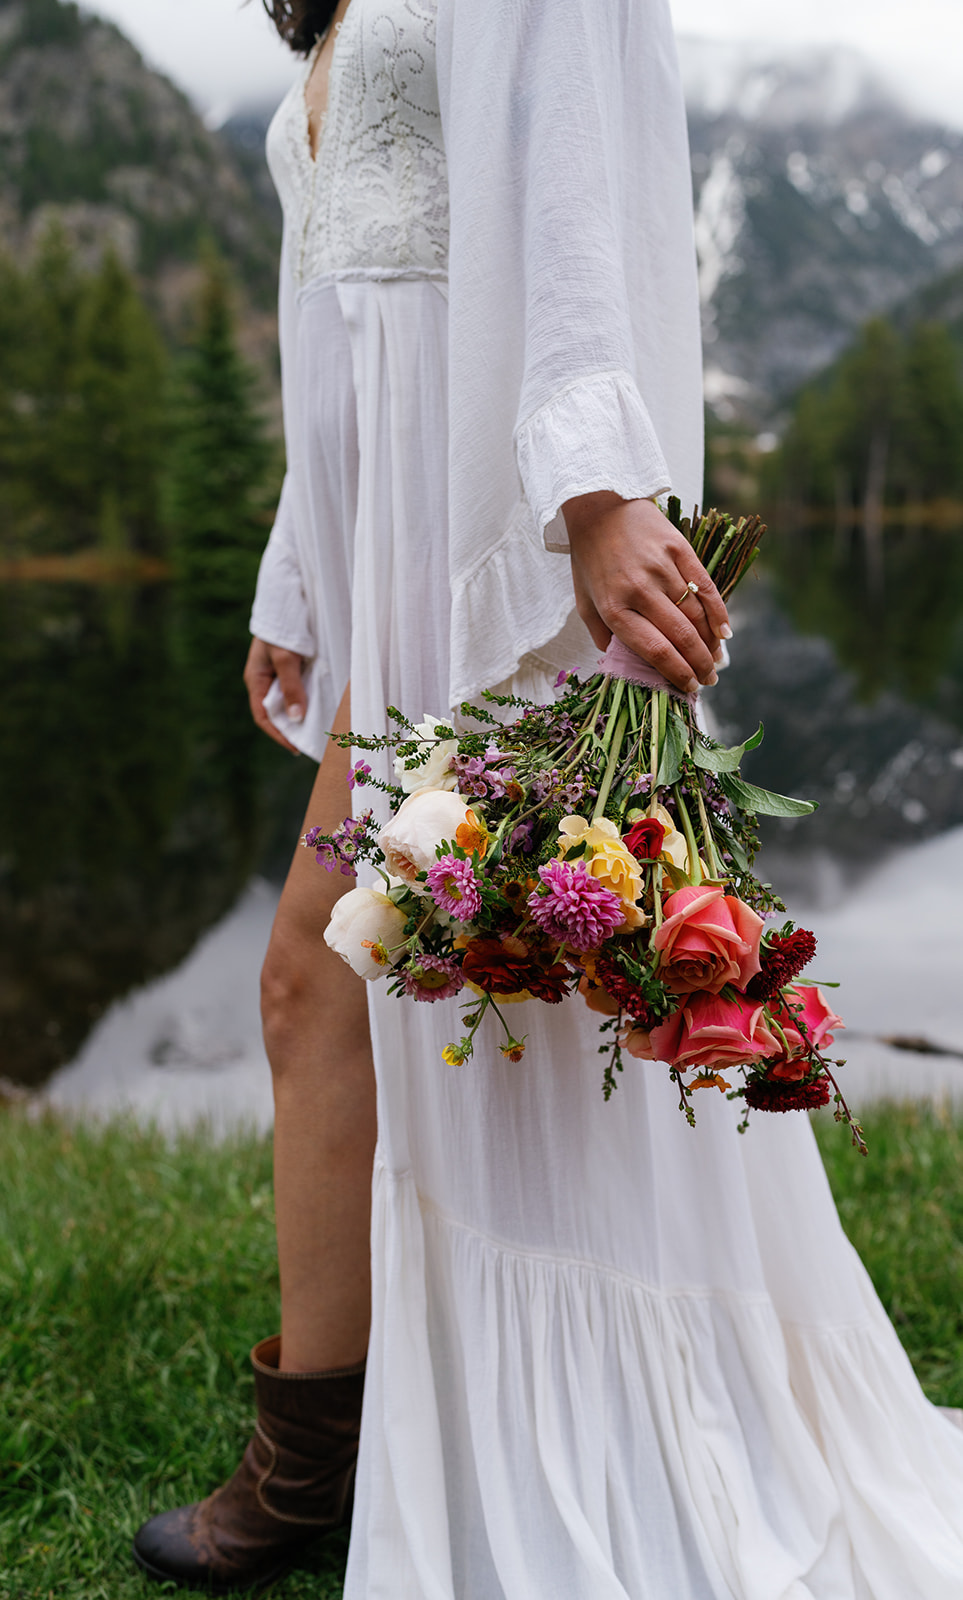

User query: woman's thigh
[262,686,371,1050]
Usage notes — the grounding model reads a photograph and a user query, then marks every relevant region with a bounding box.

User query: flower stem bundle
[308,501,863,1151]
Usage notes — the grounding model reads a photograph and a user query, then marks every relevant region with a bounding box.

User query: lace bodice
[266,0,448,284]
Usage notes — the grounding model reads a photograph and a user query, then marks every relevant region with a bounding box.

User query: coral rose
[652,886,763,995]
[378,788,471,883]
[626,992,782,1072]
[766,985,844,1080]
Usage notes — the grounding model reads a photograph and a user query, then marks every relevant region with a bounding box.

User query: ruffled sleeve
[249,473,316,659]
[514,372,672,555]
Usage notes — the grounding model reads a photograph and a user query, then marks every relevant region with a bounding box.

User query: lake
[3,516,963,1119]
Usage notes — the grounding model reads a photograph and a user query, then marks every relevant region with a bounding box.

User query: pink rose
[625,991,782,1071]
[652,886,764,995]
[766,985,844,1080]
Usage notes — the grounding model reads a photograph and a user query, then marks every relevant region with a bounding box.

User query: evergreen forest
[768,317,963,519]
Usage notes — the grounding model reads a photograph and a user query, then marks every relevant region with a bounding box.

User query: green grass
[2,1103,963,1596]
[0,1113,347,1599]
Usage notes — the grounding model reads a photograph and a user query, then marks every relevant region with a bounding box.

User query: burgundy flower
[745,928,818,1000]
[742,1073,831,1113]
[460,936,570,1003]
[593,951,659,1026]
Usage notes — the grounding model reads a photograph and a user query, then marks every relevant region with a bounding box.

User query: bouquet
[308,499,862,1149]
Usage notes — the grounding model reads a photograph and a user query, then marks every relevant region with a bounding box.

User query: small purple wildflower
[527,859,623,953]
[347,761,371,791]
[403,954,464,1002]
[508,819,535,855]
[303,826,322,848]
[554,669,570,688]
[314,841,339,872]
[426,854,483,921]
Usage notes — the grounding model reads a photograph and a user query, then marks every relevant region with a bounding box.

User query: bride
[135,0,963,1594]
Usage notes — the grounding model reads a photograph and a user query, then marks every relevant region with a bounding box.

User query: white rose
[394,714,459,794]
[378,788,471,883]
[323,887,409,980]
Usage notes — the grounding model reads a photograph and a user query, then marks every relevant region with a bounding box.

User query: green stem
[593,703,629,821]
[648,690,664,814]
[672,784,701,882]
[695,786,723,880]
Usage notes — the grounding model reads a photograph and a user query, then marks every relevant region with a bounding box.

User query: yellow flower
[651,805,690,872]
[557,815,645,930]
[442,1043,468,1065]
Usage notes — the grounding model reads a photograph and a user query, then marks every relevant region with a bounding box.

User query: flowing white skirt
[287,273,963,1599]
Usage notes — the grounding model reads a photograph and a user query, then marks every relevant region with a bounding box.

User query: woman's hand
[563,492,732,695]
[243,637,307,754]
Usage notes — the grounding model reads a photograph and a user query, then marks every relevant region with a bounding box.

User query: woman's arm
[439,0,713,697]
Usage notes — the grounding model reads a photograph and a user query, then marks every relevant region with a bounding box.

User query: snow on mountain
[677,39,963,420]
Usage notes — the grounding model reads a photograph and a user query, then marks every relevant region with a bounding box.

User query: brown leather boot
[132,1336,365,1592]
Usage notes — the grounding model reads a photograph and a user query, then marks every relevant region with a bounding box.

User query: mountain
[0,0,280,327]
[680,39,963,422]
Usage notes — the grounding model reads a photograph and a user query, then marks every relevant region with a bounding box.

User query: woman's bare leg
[260,685,376,1373]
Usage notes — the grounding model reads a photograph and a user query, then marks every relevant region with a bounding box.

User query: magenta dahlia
[527,859,624,953]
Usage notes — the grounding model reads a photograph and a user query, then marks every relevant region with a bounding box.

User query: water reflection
[714,519,963,894]
[4,518,962,1090]
[0,577,314,1088]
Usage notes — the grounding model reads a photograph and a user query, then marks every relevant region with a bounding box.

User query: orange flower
[690,1072,732,1093]
[455,808,489,858]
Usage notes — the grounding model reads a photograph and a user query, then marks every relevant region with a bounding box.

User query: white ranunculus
[323,887,409,980]
[378,788,471,883]
[394,714,459,794]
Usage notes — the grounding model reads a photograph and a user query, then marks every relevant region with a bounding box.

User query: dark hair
[262,1,338,55]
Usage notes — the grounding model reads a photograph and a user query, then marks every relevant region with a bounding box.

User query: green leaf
[691,724,764,774]
[655,711,688,789]
[718,773,817,818]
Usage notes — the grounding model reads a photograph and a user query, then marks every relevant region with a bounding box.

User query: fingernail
[286,703,304,723]
[713,644,724,662]
[685,677,699,695]
[719,623,733,640]
[701,671,718,688]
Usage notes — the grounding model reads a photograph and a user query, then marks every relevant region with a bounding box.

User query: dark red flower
[593,951,659,1027]
[744,928,817,1000]
[622,817,666,862]
[461,936,571,1004]
[742,1073,831,1113]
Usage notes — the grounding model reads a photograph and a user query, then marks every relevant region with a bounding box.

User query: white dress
[253,4,963,1596]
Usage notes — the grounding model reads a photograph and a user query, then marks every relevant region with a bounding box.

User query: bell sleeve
[248,472,316,659]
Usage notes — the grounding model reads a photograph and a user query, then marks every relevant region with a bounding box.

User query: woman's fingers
[563,495,732,692]
[671,543,731,641]
[243,638,304,754]
[270,646,308,723]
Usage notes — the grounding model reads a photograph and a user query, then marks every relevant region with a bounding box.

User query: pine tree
[166,257,275,603]
[898,323,963,501]
[165,256,280,807]
[70,248,168,555]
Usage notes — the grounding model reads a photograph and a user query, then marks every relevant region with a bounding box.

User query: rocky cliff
[0,0,280,331]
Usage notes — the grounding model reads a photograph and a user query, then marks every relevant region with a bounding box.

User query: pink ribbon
[597,637,698,707]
